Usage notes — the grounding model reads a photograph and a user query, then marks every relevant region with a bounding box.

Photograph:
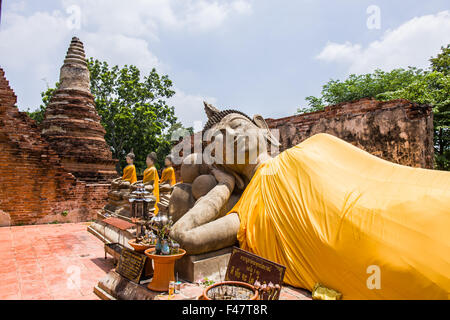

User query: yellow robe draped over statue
[161,166,176,186]
[230,133,450,300]
[143,165,160,215]
[122,165,137,184]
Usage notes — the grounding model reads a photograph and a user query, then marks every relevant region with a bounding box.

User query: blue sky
[0,0,449,128]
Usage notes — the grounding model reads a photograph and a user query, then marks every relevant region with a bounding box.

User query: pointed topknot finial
[63,36,87,67]
[204,101,220,119]
[58,37,90,92]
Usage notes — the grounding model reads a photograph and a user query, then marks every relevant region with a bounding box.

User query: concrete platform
[94,270,311,300]
[95,270,203,300]
[175,247,233,283]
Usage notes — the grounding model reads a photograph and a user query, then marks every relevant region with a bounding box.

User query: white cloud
[316,11,450,74]
[63,0,252,36]
[83,33,162,74]
[0,0,251,120]
[0,11,68,71]
[180,0,252,31]
[168,89,218,127]
[317,42,362,65]
[0,10,72,108]
[232,0,252,15]
[9,1,27,12]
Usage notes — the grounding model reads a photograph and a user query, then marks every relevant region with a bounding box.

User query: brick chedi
[41,37,117,182]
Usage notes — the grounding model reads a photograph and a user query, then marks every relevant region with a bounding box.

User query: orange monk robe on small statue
[160,156,176,186]
[122,151,137,184]
[143,152,160,215]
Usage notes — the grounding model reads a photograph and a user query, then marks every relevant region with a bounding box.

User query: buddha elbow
[173,232,199,254]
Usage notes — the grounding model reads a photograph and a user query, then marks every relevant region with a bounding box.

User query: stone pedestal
[175,247,233,283]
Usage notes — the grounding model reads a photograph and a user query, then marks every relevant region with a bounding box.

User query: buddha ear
[204,101,220,119]
[253,114,270,130]
[253,114,280,147]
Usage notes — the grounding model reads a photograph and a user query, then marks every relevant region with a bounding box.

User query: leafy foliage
[155,122,193,169]
[87,58,178,172]
[27,85,58,124]
[299,67,425,113]
[380,72,450,170]
[430,44,450,75]
[298,45,450,170]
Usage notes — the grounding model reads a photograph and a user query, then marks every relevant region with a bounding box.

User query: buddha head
[126,150,135,165]
[165,155,174,168]
[147,152,157,167]
[202,102,279,180]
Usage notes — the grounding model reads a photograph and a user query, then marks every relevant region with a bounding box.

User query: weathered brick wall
[0,68,109,226]
[266,98,434,168]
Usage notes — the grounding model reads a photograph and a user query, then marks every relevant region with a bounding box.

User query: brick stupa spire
[41,37,117,182]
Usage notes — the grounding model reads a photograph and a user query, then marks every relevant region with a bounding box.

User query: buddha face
[205,113,270,168]
[146,156,154,167]
[126,156,133,165]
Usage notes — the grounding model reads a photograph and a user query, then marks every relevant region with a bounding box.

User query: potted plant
[144,248,186,292]
[128,226,157,252]
[144,214,186,292]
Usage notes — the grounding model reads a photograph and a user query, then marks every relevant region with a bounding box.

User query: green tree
[298,45,450,170]
[27,85,58,123]
[428,45,450,170]
[430,44,450,74]
[30,58,188,174]
[298,67,425,113]
[380,72,450,170]
[155,122,194,170]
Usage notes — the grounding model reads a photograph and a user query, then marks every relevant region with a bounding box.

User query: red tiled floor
[0,222,312,301]
[0,283,20,297]
[0,222,115,300]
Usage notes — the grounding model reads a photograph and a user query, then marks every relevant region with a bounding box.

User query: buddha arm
[170,168,240,254]
[173,213,240,255]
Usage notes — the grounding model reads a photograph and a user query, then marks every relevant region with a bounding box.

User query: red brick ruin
[266,98,434,168]
[0,37,117,226]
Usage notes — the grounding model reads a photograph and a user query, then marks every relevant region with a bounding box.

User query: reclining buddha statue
[169,102,450,299]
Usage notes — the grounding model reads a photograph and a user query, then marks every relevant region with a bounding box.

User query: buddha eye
[230,122,241,130]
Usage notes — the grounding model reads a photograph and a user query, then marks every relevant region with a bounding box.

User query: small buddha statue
[143,152,160,214]
[111,150,137,188]
[160,155,177,187]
